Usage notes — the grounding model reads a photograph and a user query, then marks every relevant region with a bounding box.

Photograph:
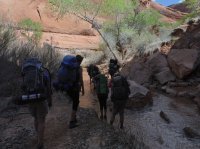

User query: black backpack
[109,59,119,76]
[20,58,47,104]
[87,65,99,78]
[111,74,129,101]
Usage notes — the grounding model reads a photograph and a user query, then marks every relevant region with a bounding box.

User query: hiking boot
[104,115,107,120]
[110,120,113,125]
[74,118,78,123]
[37,144,44,149]
[120,124,124,129]
[100,115,103,120]
[69,121,78,129]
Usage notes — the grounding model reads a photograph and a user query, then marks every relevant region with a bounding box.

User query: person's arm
[123,77,130,95]
[80,67,85,95]
[44,72,52,108]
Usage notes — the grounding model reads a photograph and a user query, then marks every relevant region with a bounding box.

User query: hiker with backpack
[109,73,130,129]
[87,64,100,86]
[53,55,84,129]
[108,59,120,78]
[94,71,109,120]
[17,58,52,149]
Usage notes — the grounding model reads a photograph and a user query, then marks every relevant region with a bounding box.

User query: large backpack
[20,58,47,104]
[54,55,79,91]
[109,59,119,76]
[111,74,129,101]
[96,74,108,95]
[87,65,99,78]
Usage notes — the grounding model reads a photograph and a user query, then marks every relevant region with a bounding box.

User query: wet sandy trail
[48,68,198,149]
[1,69,200,149]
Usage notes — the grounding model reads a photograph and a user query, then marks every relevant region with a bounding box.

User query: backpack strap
[42,66,52,94]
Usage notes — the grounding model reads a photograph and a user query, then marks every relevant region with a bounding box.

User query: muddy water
[123,93,200,149]
[78,69,200,148]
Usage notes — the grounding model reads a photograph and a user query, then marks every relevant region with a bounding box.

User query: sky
[153,0,185,6]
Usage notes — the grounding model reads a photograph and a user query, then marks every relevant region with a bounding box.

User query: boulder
[170,28,184,37]
[165,87,177,96]
[183,127,200,138]
[126,80,152,108]
[160,111,170,124]
[172,23,200,49]
[148,52,169,74]
[121,60,152,85]
[193,96,200,108]
[128,80,150,98]
[155,69,176,84]
[167,48,200,79]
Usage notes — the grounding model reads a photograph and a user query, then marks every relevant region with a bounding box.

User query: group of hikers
[14,55,130,149]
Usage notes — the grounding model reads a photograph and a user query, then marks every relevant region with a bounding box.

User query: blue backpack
[54,55,79,91]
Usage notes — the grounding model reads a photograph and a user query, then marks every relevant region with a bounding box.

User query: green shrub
[18,18,42,44]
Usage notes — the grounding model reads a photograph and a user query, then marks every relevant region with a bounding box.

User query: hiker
[110,73,130,129]
[94,72,109,120]
[108,59,120,78]
[53,55,84,128]
[68,55,84,128]
[17,58,52,149]
[87,64,100,85]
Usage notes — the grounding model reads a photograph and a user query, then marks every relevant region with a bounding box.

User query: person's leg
[119,102,126,129]
[34,117,38,132]
[98,94,103,120]
[110,102,117,125]
[119,109,124,129]
[102,95,108,119]
[36,101,48,148]
[37,117,46,148]
[69,89,80,128]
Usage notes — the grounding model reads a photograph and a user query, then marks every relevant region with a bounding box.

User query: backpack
[20,58,47,104]
[54,55,79,91]
[87,65,99,78]
[91,66,100,78]
[96,74,108,95]
[109,59,119,76]
[111,74,129,101]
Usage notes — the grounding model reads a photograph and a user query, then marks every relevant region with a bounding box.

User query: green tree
[49,0,139,60]
[48,0,173,61]
[18,18,42,44]
[184,0,200,17]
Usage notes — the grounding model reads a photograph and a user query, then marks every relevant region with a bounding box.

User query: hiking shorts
[29,100,48,121]
[112,100,127,115]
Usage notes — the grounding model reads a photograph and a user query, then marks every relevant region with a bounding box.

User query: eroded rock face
[155,69,176,85]
[121,59,152,86]
[148,52,168,74]
[171,22,200,49]
[122,20,200,86]
[167,48,200,79]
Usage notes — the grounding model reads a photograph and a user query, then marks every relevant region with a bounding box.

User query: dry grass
[0,24,61,96]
